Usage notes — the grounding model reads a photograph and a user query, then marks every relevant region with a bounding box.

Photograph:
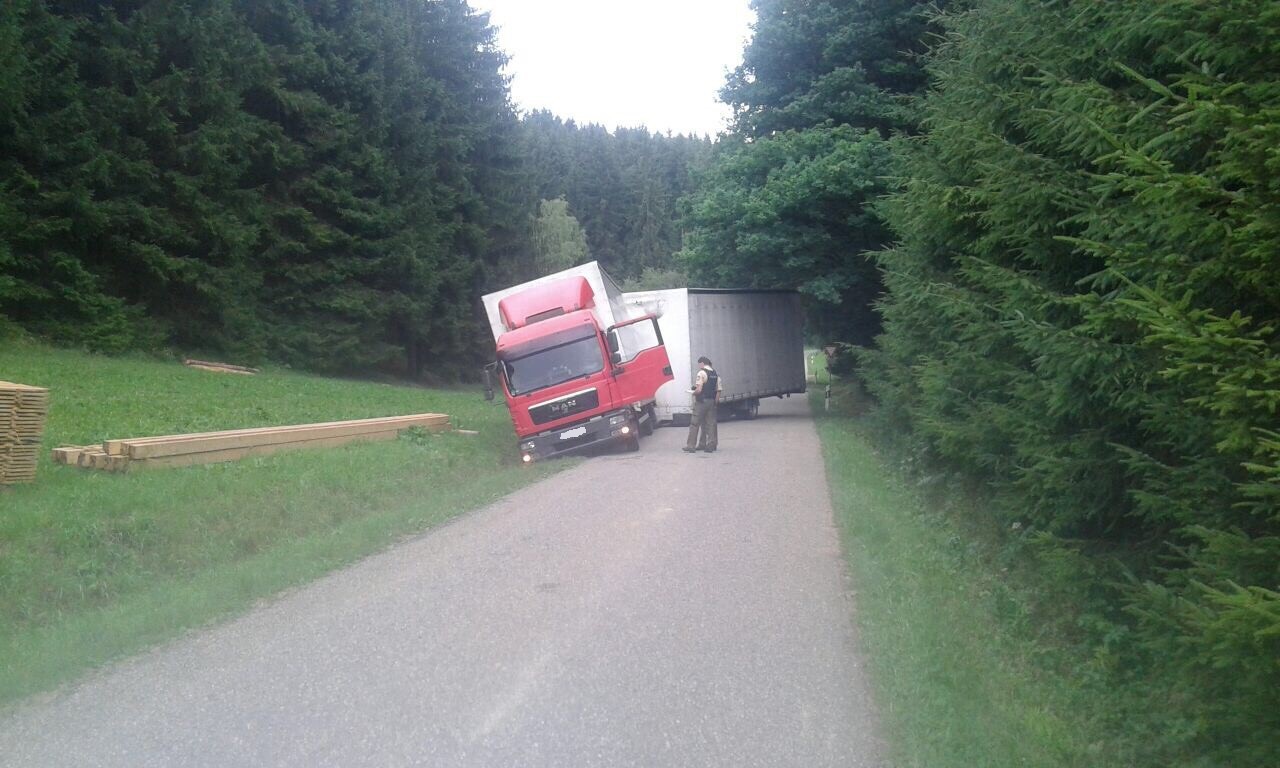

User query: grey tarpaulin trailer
[621,288,807,425]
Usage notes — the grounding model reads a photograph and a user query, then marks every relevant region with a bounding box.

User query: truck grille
[529,388,599,425]
[553,432,597,452]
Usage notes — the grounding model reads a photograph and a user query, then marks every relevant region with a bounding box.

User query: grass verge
[0,340,566,706]
[810,381,1118,768]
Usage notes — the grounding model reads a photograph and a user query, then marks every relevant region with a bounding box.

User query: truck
[481,262,674,463]
[621,288,806,424]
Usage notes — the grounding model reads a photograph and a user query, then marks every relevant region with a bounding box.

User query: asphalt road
[0,395,885,767]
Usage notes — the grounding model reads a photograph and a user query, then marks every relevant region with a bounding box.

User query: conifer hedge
[865,1,1279,761]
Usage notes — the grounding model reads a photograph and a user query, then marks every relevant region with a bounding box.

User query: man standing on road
[684,356,720,453]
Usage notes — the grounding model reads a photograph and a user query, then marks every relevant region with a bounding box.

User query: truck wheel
[639,406,655,436]
[743,399,759,420]
[623,428,641,452]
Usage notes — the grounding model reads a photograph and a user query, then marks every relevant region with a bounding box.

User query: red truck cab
[484,274,673,462]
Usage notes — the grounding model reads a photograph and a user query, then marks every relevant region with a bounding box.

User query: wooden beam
[104,413,449,455]
[120,416,448,459]
[52,446,88,464]
[77,448,106,468]
[132,429,404,469]
[186,363,255,375]
[183,359,260,374]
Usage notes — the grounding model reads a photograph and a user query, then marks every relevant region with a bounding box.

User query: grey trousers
[685,400,718,451]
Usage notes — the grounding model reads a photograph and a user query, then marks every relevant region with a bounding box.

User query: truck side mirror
[611,351,623,366]
[607,331,619,354]
[482,364,496,401]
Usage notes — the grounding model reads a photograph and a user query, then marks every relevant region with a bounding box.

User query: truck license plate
[559,426,587,440]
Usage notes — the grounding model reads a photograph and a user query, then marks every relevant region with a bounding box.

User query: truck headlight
[521,441,535,452]
[608,414,627,426]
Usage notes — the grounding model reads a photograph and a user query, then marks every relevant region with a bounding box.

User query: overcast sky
[467,0,756,137]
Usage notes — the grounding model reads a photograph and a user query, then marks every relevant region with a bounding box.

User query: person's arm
[690,369,705,396]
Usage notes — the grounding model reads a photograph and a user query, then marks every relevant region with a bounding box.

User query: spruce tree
[866,1,1280,761]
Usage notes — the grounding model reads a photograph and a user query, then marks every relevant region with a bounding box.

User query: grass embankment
[0,340,561,705]
[810,372,1118,767]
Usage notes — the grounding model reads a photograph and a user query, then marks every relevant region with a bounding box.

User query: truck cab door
[606,314,674,407]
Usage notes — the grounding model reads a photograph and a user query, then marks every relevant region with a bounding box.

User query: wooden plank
[105,416,417,455]
[186,363,255,376]
[0,382,50,395]
[126,417,450,460]
[120,415,449,459]
[133,429,406,469]
[103,413,448,455]
[110,414,447,453]
[183,359,261,374]
[1,382,48,469]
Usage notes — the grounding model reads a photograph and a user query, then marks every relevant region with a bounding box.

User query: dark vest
[697,368,718,402]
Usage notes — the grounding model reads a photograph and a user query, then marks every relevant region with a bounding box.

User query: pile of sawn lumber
[1,381,49,484]
[53,413,450,472]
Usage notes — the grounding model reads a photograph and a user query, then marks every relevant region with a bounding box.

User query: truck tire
[623,428,641,452]
[639,405,655,436]
[743,399,759,420]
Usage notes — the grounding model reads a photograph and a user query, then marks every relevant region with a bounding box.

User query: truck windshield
[504,336,604,395]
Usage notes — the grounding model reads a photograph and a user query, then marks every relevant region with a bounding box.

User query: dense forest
[522,110,709,285]
[684,1,1278,764]
[0,0,705,375]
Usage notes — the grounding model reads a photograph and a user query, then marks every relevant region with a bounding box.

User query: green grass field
[809,369,1119,767]
[0,339,564,705]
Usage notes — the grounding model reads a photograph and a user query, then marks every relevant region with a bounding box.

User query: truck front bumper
[518,409,634,463]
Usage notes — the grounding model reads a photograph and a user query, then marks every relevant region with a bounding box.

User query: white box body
[481,261,630,342]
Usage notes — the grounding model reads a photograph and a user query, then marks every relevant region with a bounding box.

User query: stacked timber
[52,413,450,472]
[52,445,128,472]
[0,381,50,484]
